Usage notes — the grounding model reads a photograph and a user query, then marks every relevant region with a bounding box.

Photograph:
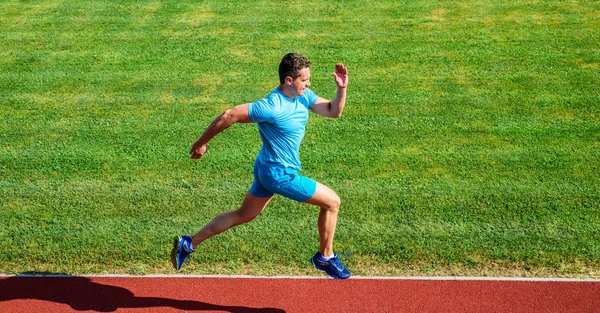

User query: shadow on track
[0,273,285,313]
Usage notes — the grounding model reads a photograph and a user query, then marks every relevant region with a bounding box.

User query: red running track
[1,275,599,312]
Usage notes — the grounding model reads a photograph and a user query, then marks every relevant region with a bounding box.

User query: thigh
[237,192,273,220]
[304,181,341,209]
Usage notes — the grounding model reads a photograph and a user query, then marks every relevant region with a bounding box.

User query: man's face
[290,67,311,97]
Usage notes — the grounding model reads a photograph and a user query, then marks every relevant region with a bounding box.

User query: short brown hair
[278,53,310,84]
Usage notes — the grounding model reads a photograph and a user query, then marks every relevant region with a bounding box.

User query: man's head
[279,53,310,85]
[279,53,311,97]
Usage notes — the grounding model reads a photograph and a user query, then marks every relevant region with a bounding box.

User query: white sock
[321,254,334,260]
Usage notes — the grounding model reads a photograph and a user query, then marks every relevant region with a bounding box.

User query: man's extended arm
[190,103,252,159]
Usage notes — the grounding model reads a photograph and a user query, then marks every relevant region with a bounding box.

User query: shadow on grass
[0,273,285,312]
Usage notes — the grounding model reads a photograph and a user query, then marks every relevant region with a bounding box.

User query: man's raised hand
[333,63,348,89]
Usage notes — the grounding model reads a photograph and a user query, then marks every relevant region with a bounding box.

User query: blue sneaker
[311,252,351,280]
[171,235,194,270]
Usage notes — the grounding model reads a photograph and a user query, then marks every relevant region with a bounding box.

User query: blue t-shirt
[248,87,318,170]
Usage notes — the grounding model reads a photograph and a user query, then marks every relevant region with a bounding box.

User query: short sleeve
[304,88,318,108]
[249,98,277,123]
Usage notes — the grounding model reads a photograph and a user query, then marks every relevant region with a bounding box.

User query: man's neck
[278,85,296,100]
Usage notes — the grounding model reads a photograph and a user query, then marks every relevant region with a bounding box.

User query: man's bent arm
[310,63,348,118]
[190,103,251,159]
[311,88,346,118]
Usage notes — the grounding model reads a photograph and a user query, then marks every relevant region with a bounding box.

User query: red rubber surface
[1,276,599,312]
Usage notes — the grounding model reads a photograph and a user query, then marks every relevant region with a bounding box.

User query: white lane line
[1,274,599,282]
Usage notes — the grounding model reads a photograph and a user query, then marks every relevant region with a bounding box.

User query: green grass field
[1,0,599,277]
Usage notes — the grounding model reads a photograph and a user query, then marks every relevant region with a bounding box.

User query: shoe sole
[171,236,181,270]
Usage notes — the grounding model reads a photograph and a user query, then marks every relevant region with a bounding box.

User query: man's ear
[285,76,293,85]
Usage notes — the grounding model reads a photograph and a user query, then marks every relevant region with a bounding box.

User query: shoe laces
[336,251,352,263]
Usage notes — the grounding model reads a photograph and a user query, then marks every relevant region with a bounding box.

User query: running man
[172,53,350,279]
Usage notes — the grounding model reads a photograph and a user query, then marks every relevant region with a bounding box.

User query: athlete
[172,53,350,279]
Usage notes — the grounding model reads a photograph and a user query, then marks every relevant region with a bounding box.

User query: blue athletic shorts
[249,161,317,202]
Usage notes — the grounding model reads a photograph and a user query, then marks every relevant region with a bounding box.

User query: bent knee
[324,194,341,213]
[306,183,342,212]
